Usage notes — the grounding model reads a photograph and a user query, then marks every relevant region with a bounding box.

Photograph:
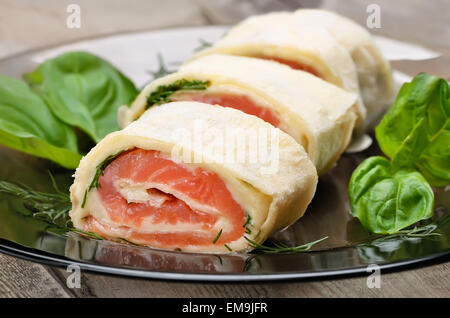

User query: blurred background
[0,0,448,80]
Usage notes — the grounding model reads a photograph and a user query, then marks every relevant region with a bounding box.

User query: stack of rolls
[70,9,393,253]
[193,9,395,130]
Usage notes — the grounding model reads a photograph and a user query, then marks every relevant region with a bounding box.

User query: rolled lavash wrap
[118,54,358,174]
[190,11,366,127]
[70,101,317,253]
[192,9,394,130]
[292,9,395,129]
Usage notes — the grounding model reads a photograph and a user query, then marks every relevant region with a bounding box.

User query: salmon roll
[190,11,366,126]
[192,10,394,130]
[293,9,394,129]
[118,54,357,174]
[70,101,317,253]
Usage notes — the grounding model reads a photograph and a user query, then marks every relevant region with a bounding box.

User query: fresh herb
[0,75,82,169]
[243,214,252,234]
[194,38,213,52]
[146,79,211,109]
[359,224,441,248]
[0,177,103,240]
[24,51,138,143]
[90,152,124,190]
[0,177,71,227]
[244,236,328,254]
[375,73,450,187]
[243,214,252,228]
[224,244,232,252]
[0,51,139,169]
[81,150,126,208]
[348,73,450,235]
[349,156,434,234]
[119,237,140,246]
[81,190,88,208]
[148,53,176,80]
[212,229,223,244]
[72,228,103,240]
[386,224,441,238]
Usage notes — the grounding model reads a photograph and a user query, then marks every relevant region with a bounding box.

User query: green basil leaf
[0,75,81,168]
[24,51,138,142]
[375,73,450,187]
[348,156,434,234]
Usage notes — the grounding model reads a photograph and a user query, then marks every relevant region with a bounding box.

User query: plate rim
[1,238,449,282]
[0,24,229,65]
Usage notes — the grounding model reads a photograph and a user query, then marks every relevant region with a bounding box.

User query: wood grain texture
[0,0,449,298]
[0,254,72,298]
[51,260,450,298]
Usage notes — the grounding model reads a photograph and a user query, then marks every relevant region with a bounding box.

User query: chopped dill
[243,214,252,234]
[212,229,223,244]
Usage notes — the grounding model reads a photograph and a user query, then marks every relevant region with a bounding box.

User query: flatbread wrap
[71,101,317,253]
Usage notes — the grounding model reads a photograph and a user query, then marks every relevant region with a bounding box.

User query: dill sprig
[0,175,71,227]
[392,224,441,238]
[212,229,223,244]
[244,236,329,254]
[243,214,252,234]
[0,177,102,240]
[118,237,140,246]
[71,228,103,240]
[146,79,211,109]
[356,224,442,250]
[363,224,442,244]
[148,53,176,80]
[194,38,213,52]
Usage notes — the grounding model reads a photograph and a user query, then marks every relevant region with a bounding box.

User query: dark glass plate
[0,27,448,282]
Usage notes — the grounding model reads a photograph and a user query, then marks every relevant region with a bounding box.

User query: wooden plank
[0,254,72,298]
[53,261,450,297]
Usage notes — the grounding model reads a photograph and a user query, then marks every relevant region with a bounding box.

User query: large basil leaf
[0,75,81,168]
[24,51,138,142]
[348,156,434,234]
[375,73,450,187]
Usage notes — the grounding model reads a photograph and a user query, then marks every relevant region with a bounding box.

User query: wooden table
[0,0,449,298]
